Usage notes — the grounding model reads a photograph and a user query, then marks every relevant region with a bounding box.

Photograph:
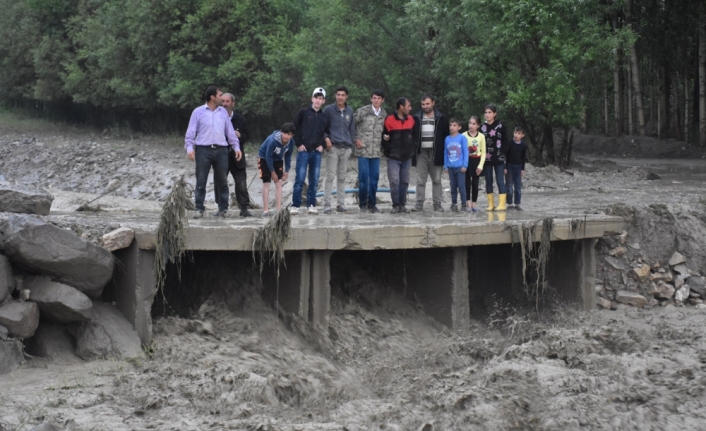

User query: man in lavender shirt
[185,86,242,218]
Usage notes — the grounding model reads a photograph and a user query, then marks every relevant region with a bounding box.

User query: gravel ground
[2,125,706,430]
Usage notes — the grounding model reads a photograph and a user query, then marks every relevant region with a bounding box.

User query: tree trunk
[626,0,646,136]
[614,57,622,135]
[700,6,706,146]
[613,18,622,137]
[672,71,682,140]
[603,86,609,135]
[685,72,690,143]
[543,123,555,164]
[661,64,670,137]
[628,69,634,134]
[580,93,587,134]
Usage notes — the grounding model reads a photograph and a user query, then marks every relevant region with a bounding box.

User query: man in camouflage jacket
[354,89,387,213]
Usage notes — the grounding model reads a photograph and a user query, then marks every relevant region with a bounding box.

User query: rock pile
[596,231,706,310]
[0,214,143,374]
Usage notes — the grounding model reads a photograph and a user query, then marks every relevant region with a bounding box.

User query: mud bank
[3,127,706,430]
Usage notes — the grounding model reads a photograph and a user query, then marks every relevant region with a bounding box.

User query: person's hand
[234,150,242,161]
[476,168,482,176]
[235,130,241,138]
[187,151,195,161]
[521,170,525,178]
[298,145,306,152]
[444,169,448,174]
[271,172,279,182]
[355,139,364,149]
[282,172,289,181]
[383,134,390,141]
[325,138,332,150]
[317,145,323,152]
[504,169,507,175]
[461,168,467,173]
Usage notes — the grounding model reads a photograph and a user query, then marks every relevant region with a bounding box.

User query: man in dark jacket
[218,93,252,217]
[382,97,419,213]
[413,93,449,212]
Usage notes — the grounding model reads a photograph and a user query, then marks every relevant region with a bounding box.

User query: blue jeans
[358,157,380,208]
[292,150,322,208]
[505,163,523,204]
[387,158,411,207]
[484,163,507,194]
[195,145,229,212]
[448,167,467,206]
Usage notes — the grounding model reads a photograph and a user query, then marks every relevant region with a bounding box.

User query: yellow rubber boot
[485,193,495,211]
[496,193,507,211]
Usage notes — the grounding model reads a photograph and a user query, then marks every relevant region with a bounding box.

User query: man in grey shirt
[323,86,356,214]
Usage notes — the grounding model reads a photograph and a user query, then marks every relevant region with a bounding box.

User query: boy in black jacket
[504,127,528,210]
[291,87,329,215]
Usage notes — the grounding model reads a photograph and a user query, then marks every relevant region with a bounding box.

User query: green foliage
[0,0,700,157]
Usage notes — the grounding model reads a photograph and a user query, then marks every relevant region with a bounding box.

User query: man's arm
[265,137,276,172]
[234,113,250,143]
[284,140,294,172]
[184,110,199,154]
[224,117,241,153]
[348,106,356,144]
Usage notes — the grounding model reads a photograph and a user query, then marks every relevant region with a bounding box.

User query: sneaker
[193,210,204,219]
[212,210,227,218]
[433,203,444,212]
[471,207,479,213]
[467,207,475,213]
[336,205,349,213]
[290,207,300,215]
[368,206,380,214]
[307,205,318,214]
[400,205,409,213]
[390,206,401,214]
[515,205,523,211]
[450,204,458,212]
[323,205,332,214]
[240,207,253,217]
[411,203,424,212]
[262,210,270,217]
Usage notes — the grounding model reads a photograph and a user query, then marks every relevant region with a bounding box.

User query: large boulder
[615,291,647,308]
[0,184,53,215]
[0,254,14,303]
[0,339,24,374]
[101,227,134,252]
[0,301,39,338]
[24,322,81,363]
[3,215,114,297]
[24,276,92,323]
[70,302,143,361]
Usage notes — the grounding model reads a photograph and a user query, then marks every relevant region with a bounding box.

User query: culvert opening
[152,250,258,318]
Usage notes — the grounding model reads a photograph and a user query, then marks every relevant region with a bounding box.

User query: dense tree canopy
[0,0,704,162]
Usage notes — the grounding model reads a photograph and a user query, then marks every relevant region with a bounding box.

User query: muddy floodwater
[2,128,706,430]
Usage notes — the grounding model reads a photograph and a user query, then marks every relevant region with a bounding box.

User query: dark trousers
[484,163,507,194]
[505,163,523,204]
[195,146,229,212]
[358,157,380,208]
[465,157,481,202]
[448,167,467,206]
[215,151,250,208]
[387,158,411,207]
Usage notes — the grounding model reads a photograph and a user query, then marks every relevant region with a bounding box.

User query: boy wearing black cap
[291,87,330,214]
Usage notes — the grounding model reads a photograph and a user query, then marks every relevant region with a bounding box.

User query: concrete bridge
[105,211,624,344]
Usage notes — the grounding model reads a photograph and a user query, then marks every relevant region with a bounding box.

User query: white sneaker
[307,205,318,214]
[290,207,299,215]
